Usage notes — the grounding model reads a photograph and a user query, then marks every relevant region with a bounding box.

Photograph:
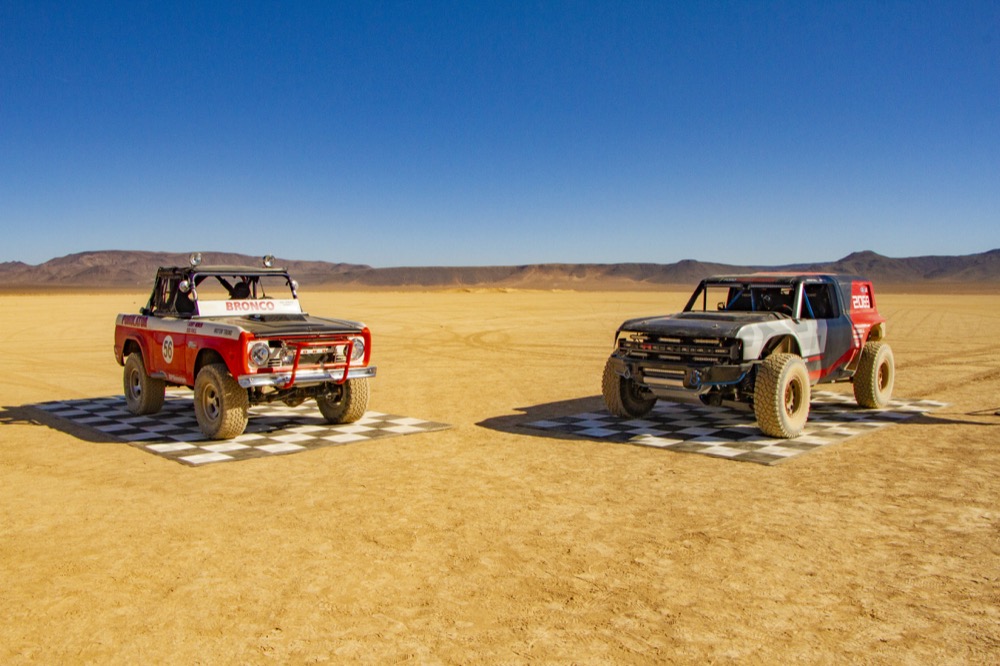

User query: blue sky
[2,1,998,267]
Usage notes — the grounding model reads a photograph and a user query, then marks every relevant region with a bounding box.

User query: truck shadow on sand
[0,405,122,444]
[477,393,966,465]
[3,396,452,466]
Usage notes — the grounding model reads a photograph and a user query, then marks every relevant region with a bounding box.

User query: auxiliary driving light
[263,254,275,268]
[189,252,202,267]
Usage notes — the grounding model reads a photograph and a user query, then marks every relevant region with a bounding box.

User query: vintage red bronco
[114,254,376,439]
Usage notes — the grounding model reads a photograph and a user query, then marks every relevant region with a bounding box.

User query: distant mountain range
[2,249,999,289]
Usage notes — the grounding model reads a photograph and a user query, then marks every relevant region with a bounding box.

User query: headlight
[248,342,271,368]
[350,337,365,361]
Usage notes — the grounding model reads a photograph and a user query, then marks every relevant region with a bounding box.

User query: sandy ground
[1,288,998,664]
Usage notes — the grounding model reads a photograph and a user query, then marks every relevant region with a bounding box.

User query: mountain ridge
[1,249,998,289]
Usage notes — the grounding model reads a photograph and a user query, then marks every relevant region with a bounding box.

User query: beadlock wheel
[754,353,811,438]
[853,341,895,409]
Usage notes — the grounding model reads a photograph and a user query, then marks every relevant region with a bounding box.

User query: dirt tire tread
[317,378,370,424]
[193,363,249,439]
[123,353,166,415]
[853,341,895,408]
[602,358,656,418]
[754,353,811,438]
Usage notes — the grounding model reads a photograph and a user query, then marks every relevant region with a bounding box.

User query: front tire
[602,358,656,418]
[316,378,370,424]
[754,353,811,438]
[193,363,249,439]
[853,341,894,408]
[123,353,165,415]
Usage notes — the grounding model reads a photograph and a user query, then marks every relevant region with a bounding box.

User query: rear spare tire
[853,341,894,409]
[193,363,249,439]
[754,353,811,438]
[602,358,656,418]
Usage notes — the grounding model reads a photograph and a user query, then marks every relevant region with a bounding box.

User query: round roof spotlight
[178,279,192,293]
[263,255,275,268]
[189,252,203,267]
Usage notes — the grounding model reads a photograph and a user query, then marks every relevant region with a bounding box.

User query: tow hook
[684,368,702,389]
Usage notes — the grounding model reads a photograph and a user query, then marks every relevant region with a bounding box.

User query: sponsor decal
[225,300,277,312]
[851,283,873,310]
[162,335,175,364]
[121,314,148,328]
[197,299,303,317]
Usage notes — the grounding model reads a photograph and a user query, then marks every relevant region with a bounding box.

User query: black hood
[620,311,784,338]
[204,314,366,336]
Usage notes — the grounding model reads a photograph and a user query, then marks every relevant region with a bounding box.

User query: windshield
[686,282,796,315]
[192,273,296,300]
[190,272,303,317]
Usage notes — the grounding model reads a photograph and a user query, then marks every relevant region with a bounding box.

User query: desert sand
[1,288,998,663]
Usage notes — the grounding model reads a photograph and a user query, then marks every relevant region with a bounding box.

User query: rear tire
[754,353,810,438]
[123,353,165,415]
[853,341,894,408]
[602,358,656,418]
[317,378,369,424]
[193,363,249,439]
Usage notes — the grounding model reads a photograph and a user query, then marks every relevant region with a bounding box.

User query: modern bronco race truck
[603,273,894,438]
[114,254,376,439]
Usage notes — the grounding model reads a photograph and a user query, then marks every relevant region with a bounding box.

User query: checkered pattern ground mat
[523,391,948,465]
[32,391,450,466]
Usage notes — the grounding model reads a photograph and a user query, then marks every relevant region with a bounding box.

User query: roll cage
[142,266,299,318]
[683,275,844,321]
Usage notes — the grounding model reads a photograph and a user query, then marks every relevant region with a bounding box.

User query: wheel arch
[122,338,143,359]
[761,335,801,359]
[867,321,887,342]
[194,349,227,378]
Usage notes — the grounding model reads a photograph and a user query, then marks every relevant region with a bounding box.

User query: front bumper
[609,355,752,393]
[238,365,377,389]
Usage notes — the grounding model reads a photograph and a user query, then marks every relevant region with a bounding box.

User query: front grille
[619,334,741,365]
[258,340,352,369]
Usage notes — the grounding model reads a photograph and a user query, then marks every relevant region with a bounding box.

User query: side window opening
[802,284,837,319]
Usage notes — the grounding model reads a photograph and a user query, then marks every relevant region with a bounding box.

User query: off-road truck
[603,273,894,438]
[114,254,376,439]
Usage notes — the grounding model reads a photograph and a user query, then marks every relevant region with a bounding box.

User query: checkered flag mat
[523,391,947,465]
[33,390,450,466]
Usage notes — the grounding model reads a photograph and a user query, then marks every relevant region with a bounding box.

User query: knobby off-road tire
[754,353,811,438]
[123,353,165,415]
[602,358,656,418]
[193,363,249,439]
[317,378,370,424]
[853,341,895,409]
